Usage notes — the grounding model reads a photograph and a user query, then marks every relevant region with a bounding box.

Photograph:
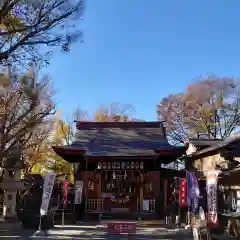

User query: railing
[87,198,103,212]
[86,197,156,213]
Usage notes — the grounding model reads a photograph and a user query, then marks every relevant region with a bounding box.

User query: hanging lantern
[135,162,139,169]
[103,162,106,169]
[140,162,144,169]
[131,162,135,169]
[98,162,102,169]
[116,162,120,169]
[107,162,111,169]
[121,162,125,169]
[124,170,127,179]
[112,171,116,180]
[112,163,116,169]
[126,162,130,169]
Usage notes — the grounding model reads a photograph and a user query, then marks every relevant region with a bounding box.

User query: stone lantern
[0,145,25,221]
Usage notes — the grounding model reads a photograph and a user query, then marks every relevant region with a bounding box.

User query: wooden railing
[86,197,156,213]
[86,198,103,212]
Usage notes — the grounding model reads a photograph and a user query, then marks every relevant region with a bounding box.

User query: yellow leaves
[94,113,129,122]
[52,118,70,146]
[0,13,25,35]
[95,113,109,122]
[47,115,73,180]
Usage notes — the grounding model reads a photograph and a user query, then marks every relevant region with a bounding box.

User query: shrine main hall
[53,121,187,220]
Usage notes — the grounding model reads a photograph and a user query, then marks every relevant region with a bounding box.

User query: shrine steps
[82,212,159,222]
[101,212,138,221]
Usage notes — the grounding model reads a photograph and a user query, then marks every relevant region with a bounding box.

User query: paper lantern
[98,162,102,169]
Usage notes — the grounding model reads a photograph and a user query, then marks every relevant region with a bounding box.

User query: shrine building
[53,121,187,220]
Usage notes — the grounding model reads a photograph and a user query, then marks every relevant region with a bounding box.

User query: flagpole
[62,208,65,226]
[186,170,190,226]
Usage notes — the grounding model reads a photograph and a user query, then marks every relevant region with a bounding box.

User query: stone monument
[0,146,25,221]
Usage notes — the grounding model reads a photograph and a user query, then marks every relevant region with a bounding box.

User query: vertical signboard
[180,178,187,207]
[40,172,56,216]
[74,180,83,204]
[206,170,219,227]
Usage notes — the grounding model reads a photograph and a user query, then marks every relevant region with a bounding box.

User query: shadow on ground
[0,222,192,239]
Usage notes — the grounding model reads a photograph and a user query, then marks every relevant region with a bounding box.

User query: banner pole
[34,172,56,236]
[62,208,64,226]
[186,170,190,226]
[39,215,42,230]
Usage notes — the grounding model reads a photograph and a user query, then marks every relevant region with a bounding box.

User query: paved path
[0,221,193,239]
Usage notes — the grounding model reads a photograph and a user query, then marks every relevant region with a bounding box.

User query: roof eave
[52,146,85,156]
[155,145,187,156]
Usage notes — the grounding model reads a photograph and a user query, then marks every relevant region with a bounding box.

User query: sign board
[107,221,136,235]
[74,180,83,204]
[40,172,56,216]
[180,178,187,207]
[206,170,219,227]
[143,200,149,211]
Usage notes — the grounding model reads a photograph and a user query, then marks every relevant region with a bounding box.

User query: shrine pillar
[139,172,144,211]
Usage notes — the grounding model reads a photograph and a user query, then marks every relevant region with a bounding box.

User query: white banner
[206,170,219,226]
[40,172,56,216]
[75,180,83,204]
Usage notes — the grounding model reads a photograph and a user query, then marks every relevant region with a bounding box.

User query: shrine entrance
[101,170,141,213]
[52,121,188,220]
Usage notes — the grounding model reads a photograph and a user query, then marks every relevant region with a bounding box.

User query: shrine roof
[188,138,223,148]
[54,121,186,157]
[185,134,240,161]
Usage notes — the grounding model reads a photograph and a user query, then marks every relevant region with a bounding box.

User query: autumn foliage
[157,76,240,143]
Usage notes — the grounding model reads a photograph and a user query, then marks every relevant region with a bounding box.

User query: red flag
[180,178,187,207]
[63,180,69,208]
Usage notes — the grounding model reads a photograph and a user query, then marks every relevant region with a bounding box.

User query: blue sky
[48,0,240,121]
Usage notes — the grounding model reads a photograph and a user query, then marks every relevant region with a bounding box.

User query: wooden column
[85,158,88,212]
[140,171,143,211]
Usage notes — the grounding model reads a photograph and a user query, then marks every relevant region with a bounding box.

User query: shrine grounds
[0,221,193,239]
[0,221,237,239]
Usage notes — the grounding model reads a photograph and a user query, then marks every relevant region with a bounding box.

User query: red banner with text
[180,178,187,207]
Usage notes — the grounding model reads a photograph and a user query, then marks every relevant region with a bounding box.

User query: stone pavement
[1,220,239,239]
[0,221,193,239]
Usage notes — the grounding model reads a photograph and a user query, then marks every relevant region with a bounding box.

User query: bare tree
[0,0,84,65]
[95,102,136,121]
[157,76,240,143]
[73,107,88,121]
